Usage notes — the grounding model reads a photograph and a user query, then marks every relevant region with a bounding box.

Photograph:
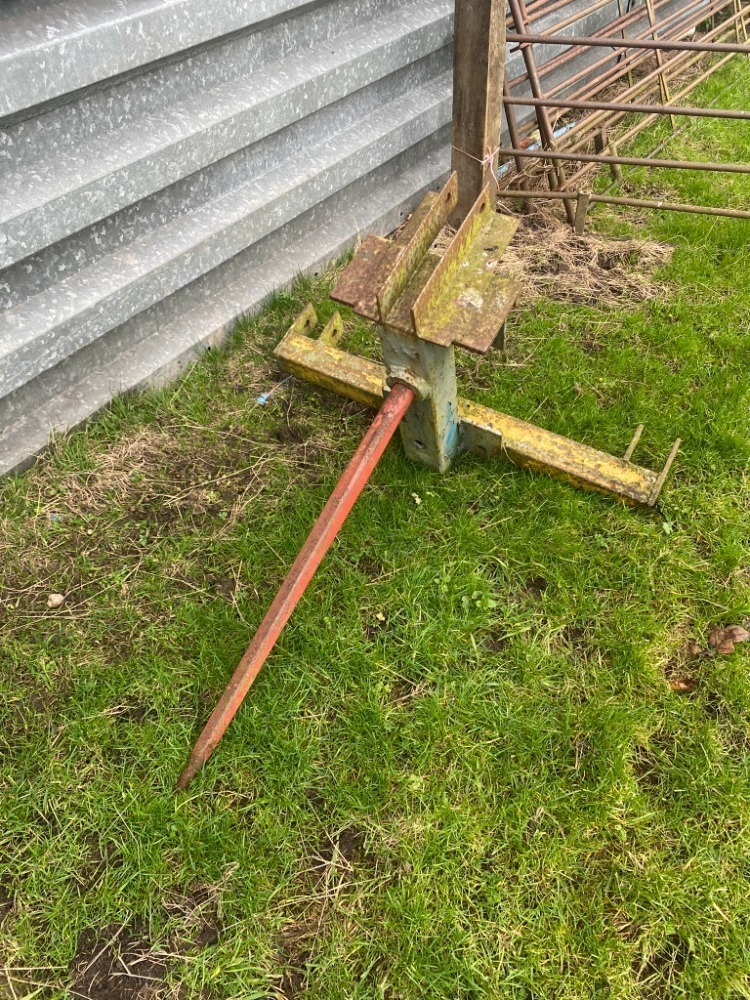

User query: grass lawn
[2,57,750,1000]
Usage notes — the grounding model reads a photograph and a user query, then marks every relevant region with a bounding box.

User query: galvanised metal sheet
[0,0,705,475]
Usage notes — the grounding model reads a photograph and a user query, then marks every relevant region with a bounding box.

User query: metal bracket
[275,307,680,507]
[274,173,679,506]
[332,174,519,353]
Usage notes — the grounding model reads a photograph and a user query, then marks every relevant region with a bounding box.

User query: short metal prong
[648,437,681,506]
[623,423,644,462]
[318,311,345,347]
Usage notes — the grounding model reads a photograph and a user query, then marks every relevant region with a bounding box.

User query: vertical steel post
[502,76,532,210]
[379,328,460,474]
[616,0,635,89]
[644,0,676,130]
[450,0,506,224]
[574,191,590,233]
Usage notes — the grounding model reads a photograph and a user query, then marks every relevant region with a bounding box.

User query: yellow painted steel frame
[275,306,680,508]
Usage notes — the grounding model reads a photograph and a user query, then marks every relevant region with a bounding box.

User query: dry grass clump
[432,203,674,307]
[501,208,674,306]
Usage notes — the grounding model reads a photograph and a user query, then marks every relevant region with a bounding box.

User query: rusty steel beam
[450,0,505,222]
[497,145,750,176]
[497,187,750,222]
[410,185,519,351]
[507,29,750,56]
[503,94,750,122]
[176,380,415,789]
[332,178,519,353]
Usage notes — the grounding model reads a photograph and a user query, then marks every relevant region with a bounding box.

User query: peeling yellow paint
[274,309,676,507]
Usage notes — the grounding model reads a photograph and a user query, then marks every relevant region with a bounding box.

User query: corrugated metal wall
[0,0,689,475]
[0,0,454,475]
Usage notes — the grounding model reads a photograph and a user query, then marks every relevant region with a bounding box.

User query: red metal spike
[176,381,415,790]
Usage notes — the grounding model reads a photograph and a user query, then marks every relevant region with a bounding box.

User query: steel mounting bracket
[275,173,680,507]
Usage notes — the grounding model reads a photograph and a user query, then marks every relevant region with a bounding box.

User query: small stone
[47,593,65,609]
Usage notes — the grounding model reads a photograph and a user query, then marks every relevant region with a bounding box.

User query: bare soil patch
[72,885,222,998]
[73,924,172,1000]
